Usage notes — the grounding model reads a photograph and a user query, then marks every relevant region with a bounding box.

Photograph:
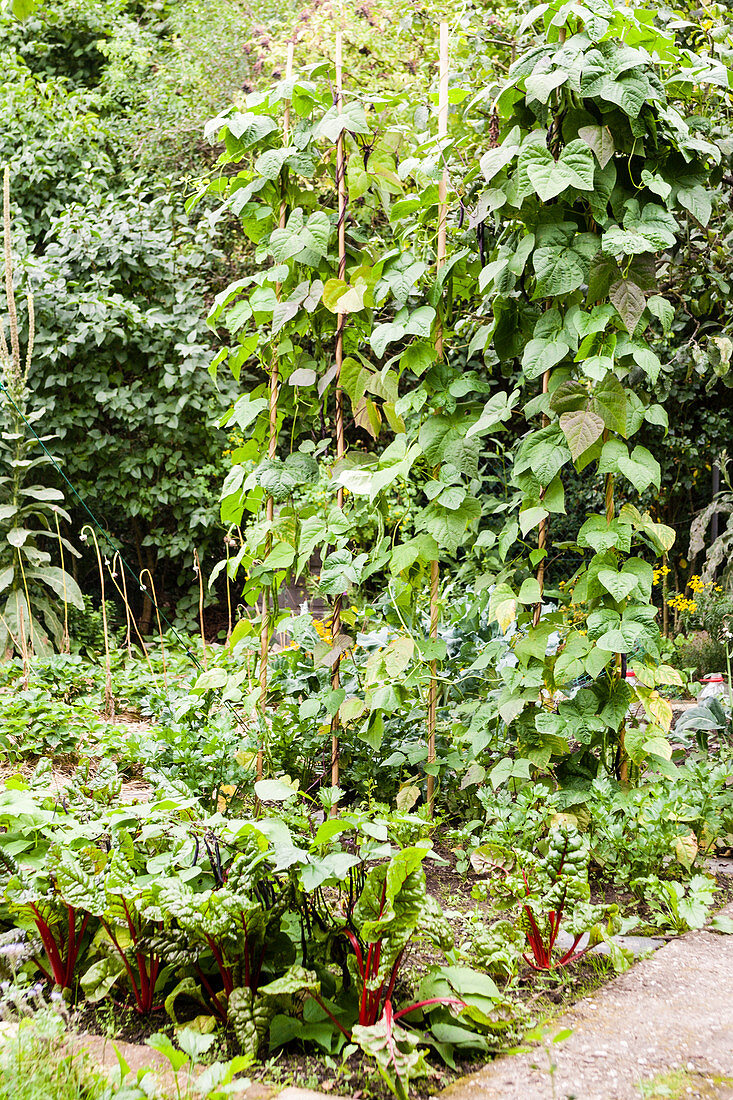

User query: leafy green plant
[0,687,110,759]
[4,846,94,990]
[145,1027,252,1100]
[587,759,733,884]
[472,823,617,972]
[351,999,430,1100]
[0,169,83,657]
[339,844,453,1028]
[154,837,293,1050]
[674,695,732,753]
[634,873,717,934]
[57,847,165,1016]
[468,0,727,782]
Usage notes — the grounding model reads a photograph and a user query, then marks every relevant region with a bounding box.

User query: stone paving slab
[555,929,667,958]
[441,901,733,1100]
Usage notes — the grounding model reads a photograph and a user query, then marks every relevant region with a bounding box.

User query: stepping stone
[555,930,667,958]
[707,858,733,876]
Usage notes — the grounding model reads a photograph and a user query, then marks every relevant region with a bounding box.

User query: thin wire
[0,380,249,729]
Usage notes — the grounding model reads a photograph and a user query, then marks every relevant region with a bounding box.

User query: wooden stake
[427,22,450,818]
[257,43,295,781]
[330,30,347,807]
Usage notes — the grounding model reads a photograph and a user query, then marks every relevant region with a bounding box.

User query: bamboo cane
[140,568,167,689]
[605,468,629,781]
[532,369,551,629]
[257,42,295,781]
[330,30,347,807]
[532,33,569,629]
[427,22,450,818]
[194,547,207,671]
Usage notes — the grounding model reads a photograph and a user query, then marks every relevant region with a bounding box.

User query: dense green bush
[0,0,245,625]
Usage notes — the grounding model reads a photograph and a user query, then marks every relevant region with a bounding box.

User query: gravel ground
[441,901,733,1100]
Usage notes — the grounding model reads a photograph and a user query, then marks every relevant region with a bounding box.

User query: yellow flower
[313,617,333,645]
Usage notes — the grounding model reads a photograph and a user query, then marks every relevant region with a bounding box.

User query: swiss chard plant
[3,846,93,990]
[56,846,165,1016]
[154,835,294,1054]
[471,822,620,972]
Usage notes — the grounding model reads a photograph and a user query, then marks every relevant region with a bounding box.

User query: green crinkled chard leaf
[352,1006,429,1100]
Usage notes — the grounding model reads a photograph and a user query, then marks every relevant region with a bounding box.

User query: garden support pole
[427,21,449,818]
[606,467,628,781]
[257,43,294,781]
[532,368,551,628]
[330,30,347,805]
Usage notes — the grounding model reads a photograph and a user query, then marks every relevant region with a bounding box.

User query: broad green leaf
[316,102,370,142]
[522,338,569,381]
[524,140,595,202]
[489,583,517,633]
[519,505,548,536]
[254,778,299,802]
[466,390,518,437]
[7,528,31,548]
[514,424,571,486]
[578,124,615,168]
[229,395,268,432]
[533,247,584,298]
[677,184,711,227]
[352,1011,429,1100]
[517,577,542,604]
[319,549,366,594]
[618,504,675,552]
[596,620,645,653]
[258,453,319,501]
[525,69,568,103]
[415,497,481,553]
[559,409,605,460]
[599,74,650,118]
[592,374,628,435]
[618,445,661,493]
[597,569,639,602]
[479,145,519,182]
[26,567,84,610]
[577,515,632,553]
[389,534,439,573]
[80,957,126,1005]
[610,279,645,334]
[626,202,678,250]
[602,227,652,257]
[11,0,37,15]
[646,295,674,332]
[222,112,278,146]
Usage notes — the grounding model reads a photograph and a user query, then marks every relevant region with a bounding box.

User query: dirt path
[442,901,733,1100]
